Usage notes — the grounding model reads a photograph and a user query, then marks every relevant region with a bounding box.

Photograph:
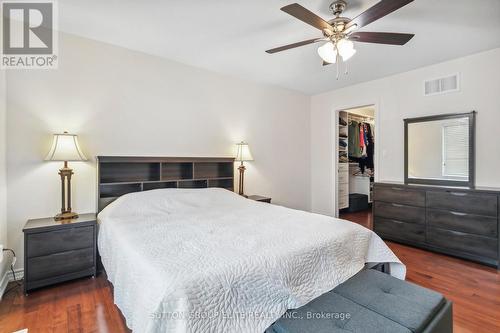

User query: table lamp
[45,131,87,221]
[235,141,253,197]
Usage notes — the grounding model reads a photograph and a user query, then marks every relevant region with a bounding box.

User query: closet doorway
[336,105,375,224]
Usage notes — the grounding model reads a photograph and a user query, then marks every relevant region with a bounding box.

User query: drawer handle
[448,191,467,196]
[447,229,467,236]
[391,187,404,191]
[450,211,468,216]
[392,203,404,208]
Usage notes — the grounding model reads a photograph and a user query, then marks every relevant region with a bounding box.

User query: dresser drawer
[374,201,425,224]
[427,209,498,237]
[26,247,94,281]
[427,228,498,259]
[374,217,425,243]
[374,186,425,207]
[26,226,94,258]
[426,191,497,217]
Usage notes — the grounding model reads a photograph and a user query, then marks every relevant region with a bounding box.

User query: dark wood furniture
[248,195,272,203]
[97,156,235,212]
[23,213,97,294]
[373,182,499,268]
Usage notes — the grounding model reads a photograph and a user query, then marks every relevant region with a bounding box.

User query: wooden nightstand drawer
[26,248,94,281]
[23,213,97,293]
[248,195,271,203]
[26,226,94,258]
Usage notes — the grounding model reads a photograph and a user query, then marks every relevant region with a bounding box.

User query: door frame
[333,103,379,218]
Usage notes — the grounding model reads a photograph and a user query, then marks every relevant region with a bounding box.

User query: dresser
[373,183,499,268]
[23,213,97,293]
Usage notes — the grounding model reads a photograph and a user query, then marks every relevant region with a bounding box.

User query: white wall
[6,33,311,270]
[0,69,7,288]
[311,48,500,216]
[408,121,443,179]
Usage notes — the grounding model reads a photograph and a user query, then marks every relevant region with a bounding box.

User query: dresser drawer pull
[446,229,468,236]
[448,191,467,196]
[391,187,404,191]
[391,203,404,207]
[450,211,468,216]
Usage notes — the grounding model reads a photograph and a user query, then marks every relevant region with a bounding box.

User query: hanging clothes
[347,116,375,174]
[359,124,365,150]
[348,120,361,158]
[366,123,374,170]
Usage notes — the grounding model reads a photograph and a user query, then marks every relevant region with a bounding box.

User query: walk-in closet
[337,106,375,214]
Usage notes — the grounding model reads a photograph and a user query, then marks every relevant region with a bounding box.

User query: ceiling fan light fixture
[341,47,356,61]
[337,38,356,61]
[317,42,337,64]
[344,23,358,34]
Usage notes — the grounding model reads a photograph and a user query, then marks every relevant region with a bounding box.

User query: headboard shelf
[97,156,235,212]
[161,162,193,181]
[178,179,208,189]
[143,181,177,191]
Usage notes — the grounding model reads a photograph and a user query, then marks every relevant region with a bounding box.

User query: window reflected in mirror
[405,112,475,187]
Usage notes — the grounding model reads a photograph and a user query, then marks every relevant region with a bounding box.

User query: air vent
[424,73,460,96]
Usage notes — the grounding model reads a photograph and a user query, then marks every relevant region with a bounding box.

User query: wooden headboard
[97,156,235,212]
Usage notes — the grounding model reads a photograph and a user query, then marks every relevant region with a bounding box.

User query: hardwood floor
[0,209,498,332]
[341,209,500,333]
[0,274,131,333]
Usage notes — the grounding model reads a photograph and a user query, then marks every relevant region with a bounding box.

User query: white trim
[9,267,24,281]
[332,102,379,218]
[0,267,24,300]
[0,269,9,299]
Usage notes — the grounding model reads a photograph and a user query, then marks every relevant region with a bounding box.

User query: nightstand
[23,213,97,294]
[248,195,272,203]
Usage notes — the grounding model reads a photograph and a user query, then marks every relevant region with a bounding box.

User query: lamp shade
[45,132,87,161]
[235,141,253,161]
[317,42,337,64]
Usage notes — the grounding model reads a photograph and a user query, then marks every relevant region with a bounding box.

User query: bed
[96,156,405,333]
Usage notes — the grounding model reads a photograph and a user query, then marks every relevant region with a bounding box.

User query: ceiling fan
[266,0,415,77]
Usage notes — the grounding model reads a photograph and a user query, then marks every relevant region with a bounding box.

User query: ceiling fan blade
[322,61,332,66]
[350,32,414,45]
[281,3,333,32]
[346,0,414,30]
[266,38,322,54]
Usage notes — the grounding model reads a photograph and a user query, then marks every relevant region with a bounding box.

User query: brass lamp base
[55,211,79,221]
[55,161,79,222]
[238,162,247,197]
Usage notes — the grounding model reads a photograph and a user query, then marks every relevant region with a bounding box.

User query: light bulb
[317,42,337,64]
[341,47,356,61]
[337,39,356,61]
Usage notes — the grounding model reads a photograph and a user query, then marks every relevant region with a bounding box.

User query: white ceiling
[59,0,500,95]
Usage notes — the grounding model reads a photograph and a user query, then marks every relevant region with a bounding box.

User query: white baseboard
[0,269,8,299]
[0,267,24,300]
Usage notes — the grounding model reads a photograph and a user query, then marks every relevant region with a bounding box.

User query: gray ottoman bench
[267,269,452,333]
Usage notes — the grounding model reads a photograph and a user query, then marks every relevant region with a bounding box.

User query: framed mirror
[404,111,476,187]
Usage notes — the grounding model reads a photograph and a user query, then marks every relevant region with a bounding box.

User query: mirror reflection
[408,117,469,182]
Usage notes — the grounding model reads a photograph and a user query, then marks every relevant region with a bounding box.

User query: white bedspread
[98,188,405,333]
